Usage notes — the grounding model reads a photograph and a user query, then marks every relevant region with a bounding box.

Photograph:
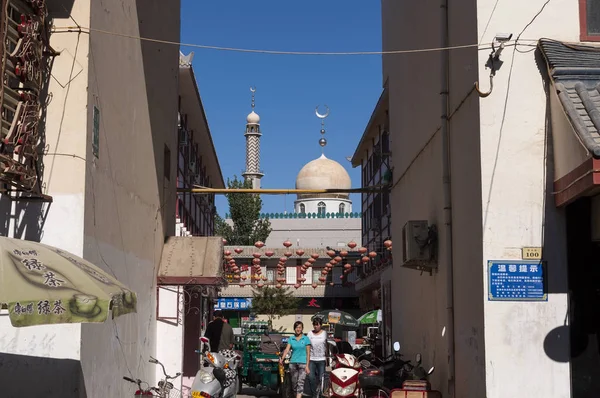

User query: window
[317,202,326,217]
[580,0,600,41]
[286,266,297,284]
[299,203,306,213]
[164,145,171,181]
[339,203,345,214]
[92,106,100,158]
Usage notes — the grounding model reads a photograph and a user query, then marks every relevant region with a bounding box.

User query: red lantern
[265,250,274,257]
[253,253,261,259]
[257,282,264,288]
[347,241,357,249]
[334,256,343,262]
[358,247,368,254]
[362,257,370,263]
[327,250,336,258]
[294,283,301,289]
[312,283,318,289]
[234,248,243,254]
[344,263,352,269]
[284,251,293,257]
[311,253,320,260]
[262,276,268,281]
[340,250,348,257]
[339,275,344,280]
[319,277,326,282]
[240,282,245,287]
[369,251,377,258]
[355,259,361,265]
[329,282,334,286]
[384,240,392,248]
[252,258,261,265]
[279,257,288,263]
[224,255,232,261]
[224,250,232,256]
[276,283,283,289]
[222,239,228,245]
[308,258,316,264]
[241,275,247,280]
[283,240,292,248]
[296,249,305,256]
[254,241,265,248]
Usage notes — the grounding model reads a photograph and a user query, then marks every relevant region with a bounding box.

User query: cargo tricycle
[238,330,294,398]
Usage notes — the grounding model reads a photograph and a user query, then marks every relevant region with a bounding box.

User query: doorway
[567,197,600,396]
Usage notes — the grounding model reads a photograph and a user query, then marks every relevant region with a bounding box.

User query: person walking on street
[306,318,328,398]
[204,310,234,352]
[280,321,311,398]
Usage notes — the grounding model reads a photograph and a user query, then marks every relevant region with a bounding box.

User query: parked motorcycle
[325,343,389,398]
[190,336,241,398]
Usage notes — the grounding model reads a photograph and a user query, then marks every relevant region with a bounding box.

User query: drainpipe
[440,0,456,397]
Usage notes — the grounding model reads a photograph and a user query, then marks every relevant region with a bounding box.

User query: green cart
[239,331,294,397]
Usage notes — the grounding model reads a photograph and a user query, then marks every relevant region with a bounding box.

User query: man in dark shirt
[204,310,234,351]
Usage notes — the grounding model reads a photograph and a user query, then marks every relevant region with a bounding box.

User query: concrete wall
[477,1,576,397]
[0,1,90,396]
[383,0,577,396]
[265,218,361,248]
[382,0,485,396]
[80,2,179,398]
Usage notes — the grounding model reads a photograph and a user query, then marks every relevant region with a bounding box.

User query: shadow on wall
[46,0,76,18]
[0,197,51,241]
[134,0,179,232]
[0,352,86,397]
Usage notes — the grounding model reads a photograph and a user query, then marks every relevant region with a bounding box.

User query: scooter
[190,336,241,398]
[326,342,379,398]
[393,349,440,397]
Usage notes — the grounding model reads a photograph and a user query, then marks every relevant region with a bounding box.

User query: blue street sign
[488,260,547,302]
[214,297,253,310]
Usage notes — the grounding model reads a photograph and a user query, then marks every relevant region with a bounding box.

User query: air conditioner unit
[401,220,436,271]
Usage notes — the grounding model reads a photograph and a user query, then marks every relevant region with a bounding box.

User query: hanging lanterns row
[222,239,392,287]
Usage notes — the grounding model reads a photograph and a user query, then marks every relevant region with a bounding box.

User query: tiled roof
[539,39,600,157]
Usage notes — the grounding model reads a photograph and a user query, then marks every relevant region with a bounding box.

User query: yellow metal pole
[177,186,388,195]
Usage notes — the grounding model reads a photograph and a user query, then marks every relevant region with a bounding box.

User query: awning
[157,236,224,285]
[538,39,600,206]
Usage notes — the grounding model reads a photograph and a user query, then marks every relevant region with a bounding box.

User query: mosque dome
[295,154,351,199]
[247,111,260,124]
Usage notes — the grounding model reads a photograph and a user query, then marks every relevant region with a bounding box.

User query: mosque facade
[217,91,361,332]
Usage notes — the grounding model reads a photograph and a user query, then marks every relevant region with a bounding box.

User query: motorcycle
[325,343,388,398]
[190,336,241,398]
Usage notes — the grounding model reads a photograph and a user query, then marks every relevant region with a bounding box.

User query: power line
[51,25,506,56]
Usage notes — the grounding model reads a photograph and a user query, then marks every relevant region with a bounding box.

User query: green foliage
[214,175,272,246]
[251,286,301,327]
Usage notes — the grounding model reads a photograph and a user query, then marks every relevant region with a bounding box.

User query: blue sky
[180,0,382,215]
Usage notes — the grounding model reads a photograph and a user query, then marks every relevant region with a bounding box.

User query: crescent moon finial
[315,105,330,119]
[250,87,256,109]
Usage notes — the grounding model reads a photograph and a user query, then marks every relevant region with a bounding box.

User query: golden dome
[295,154,351,199]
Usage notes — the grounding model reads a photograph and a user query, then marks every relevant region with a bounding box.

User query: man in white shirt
[306,318,328,398]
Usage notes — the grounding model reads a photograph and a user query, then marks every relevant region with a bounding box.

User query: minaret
[242,87,264,189]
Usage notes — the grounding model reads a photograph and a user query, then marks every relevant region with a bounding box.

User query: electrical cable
[51,25,501,56]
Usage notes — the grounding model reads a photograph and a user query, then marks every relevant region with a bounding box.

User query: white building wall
[477,1,576,397]
[265,218,361,248]
[382,0,577,397]
[156,287,184,390]
[0,2,91,395]
[294,197,353,215]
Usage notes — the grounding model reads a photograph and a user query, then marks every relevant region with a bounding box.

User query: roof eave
[350,87,388,168]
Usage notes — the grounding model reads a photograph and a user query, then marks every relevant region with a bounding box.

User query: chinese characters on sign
[214,298,252,310]
[12,300,67,316]
[488,260,547,301]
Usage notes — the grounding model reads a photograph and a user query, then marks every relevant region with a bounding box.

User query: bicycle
[149,356,183,398]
